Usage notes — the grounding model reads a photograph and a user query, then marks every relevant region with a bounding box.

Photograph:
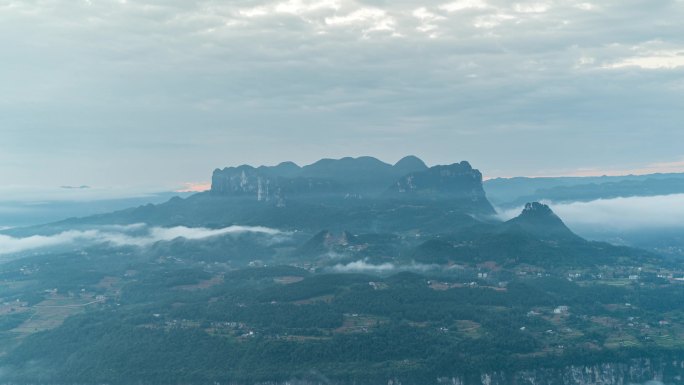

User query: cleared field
[11,296,104,337]
[12,307,83,336]
[334,314,385,334]
[177,275,224,291]
[455,320,482,338]
[604,332,639,348]
[273,276,305,285]
[293,294,334,305]
[652,332,684,348]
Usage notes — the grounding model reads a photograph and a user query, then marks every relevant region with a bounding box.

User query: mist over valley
[1,156,684,384]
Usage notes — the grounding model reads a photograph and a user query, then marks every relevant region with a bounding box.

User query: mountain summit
[505,202,578,240]
[385,161,494,213]
[393,155,428,175]
[518,202,557,219]
[211,156,429,198]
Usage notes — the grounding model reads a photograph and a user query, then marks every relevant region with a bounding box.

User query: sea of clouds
[498,194,684,231]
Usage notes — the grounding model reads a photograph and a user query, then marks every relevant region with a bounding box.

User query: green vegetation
[1,162,683,384]
[2,247,684,384]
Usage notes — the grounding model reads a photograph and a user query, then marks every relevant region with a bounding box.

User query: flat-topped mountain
[38,156,493,234]
[210,156,492,215]
[211,155,429,198]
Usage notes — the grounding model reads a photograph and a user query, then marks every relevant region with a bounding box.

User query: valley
[1,156,684,384]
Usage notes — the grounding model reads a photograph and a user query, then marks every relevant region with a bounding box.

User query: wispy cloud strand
[0,224,283,255]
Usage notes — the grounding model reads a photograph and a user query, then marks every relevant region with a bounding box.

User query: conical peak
[521,202,554,216]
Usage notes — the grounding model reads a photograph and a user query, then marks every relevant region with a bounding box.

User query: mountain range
[486,173,684,207]
[22,156,494,235]
[16,155,651,270]
[1,156,681,385]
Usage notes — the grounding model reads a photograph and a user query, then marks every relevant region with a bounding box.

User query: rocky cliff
[211,156,428,198]
[385,161,495,214]
[210,156,487,206]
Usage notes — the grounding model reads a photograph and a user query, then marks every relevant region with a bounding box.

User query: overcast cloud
[1,0,683,194]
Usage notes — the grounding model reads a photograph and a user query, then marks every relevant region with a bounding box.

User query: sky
[1,0,684,197]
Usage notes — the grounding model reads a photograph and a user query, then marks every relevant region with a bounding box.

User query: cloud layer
[498,194,684,231]
[1,0,683,189]
[331,259,438,273]
[331,260,397,273]
[0,224,283,256]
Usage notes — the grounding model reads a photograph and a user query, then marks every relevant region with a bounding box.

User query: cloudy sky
[1,0,683,195]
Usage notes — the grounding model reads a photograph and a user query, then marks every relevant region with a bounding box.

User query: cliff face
[210,165,342,204]
[210,156,427,199]
[387,161,485,197]
[385,161,494,214]
[210,157,491,212]
[210,166,276,198]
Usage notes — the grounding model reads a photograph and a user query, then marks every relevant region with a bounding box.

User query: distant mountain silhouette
[485,174,684,207]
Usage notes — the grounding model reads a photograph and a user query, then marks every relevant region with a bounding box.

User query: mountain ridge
[210,156,492,211]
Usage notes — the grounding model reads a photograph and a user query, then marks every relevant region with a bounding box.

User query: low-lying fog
[0,224,285,256]
[498,194,684,253]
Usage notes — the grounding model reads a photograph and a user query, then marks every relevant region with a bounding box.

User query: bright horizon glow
[176,182,212,193]
[3,155,684,201]
[484,158,684,179]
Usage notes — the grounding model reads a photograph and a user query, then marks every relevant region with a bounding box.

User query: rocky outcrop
[210,156,418,198]
[210,165,341,204]
[385,161,494,213]
[211,156,471,203]
[387,161,485,197]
